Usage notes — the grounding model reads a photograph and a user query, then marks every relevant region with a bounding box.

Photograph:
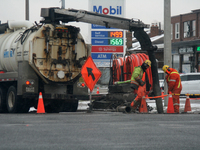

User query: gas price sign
[89,0,125,67]
[109,31,123,38]
[109,38,123,45]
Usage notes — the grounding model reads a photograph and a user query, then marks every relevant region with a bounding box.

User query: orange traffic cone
[37,92,45,114]
[167,92,174,113]
[184,94,191,112]
[139,96,148,113]
[96,87,99,94]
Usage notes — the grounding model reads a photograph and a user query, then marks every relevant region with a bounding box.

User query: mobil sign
[93,6,122,15]
[89,0,124,17]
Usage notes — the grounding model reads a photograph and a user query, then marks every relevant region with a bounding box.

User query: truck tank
[0,21,89,113]
[0,21,88,82]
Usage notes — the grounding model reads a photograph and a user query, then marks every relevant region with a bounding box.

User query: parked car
[180,73,200,97]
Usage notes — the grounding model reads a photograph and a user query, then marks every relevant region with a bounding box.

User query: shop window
[192,20,196,36]
[184,20,196,38]
[175,23,179,39]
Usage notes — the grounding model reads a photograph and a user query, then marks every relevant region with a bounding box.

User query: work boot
[131,99,140,109]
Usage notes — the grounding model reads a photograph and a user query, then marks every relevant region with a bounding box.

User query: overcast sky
[1,0,200,43]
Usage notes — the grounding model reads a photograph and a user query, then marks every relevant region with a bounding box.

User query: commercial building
[171,9,200,73]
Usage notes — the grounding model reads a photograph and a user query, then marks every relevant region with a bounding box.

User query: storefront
[172,40,200,73]
[178,47,194,73]
[196,46,200,72]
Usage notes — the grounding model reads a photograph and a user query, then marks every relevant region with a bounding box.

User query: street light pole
[61,0,65,9]
[25,0,29,20]
[164,0,172,106]
[61,0,65,25]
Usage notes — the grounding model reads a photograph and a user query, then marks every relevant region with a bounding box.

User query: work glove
[114,82,118,85]
[140,81,145,86]
[136,79,145,86]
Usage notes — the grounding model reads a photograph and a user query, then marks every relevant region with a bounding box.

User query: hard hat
[144,60,151,67]
[162,65,169,73]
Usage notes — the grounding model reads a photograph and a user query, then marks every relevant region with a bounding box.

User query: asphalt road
[1,112,200,150]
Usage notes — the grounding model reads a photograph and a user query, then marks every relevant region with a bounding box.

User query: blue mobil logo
[93,6,122,15]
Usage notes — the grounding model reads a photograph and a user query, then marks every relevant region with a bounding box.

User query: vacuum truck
[0,20,89,113]
[0,7,163,113]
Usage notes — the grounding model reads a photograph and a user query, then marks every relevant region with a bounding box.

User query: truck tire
[0,87,8,113]
[6,86,21,113]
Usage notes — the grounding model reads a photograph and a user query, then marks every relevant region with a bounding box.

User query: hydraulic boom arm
[41,8,155,50]
[41,8,148,30]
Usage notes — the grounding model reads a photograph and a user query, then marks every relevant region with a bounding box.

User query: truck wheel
[0,87,8,113]
[6,86,20,113]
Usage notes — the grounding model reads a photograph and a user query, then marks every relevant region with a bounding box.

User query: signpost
[81,56,102,111]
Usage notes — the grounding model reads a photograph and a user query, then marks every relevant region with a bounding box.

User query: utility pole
[164,0,172,106]
[61,0,65,25]
[25,0,29,20]
[61,0,65,9]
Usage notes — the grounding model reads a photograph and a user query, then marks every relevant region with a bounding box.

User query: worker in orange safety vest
[162,65,182,113]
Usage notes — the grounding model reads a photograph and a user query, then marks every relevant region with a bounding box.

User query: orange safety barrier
[113,53,153,92]
[112,58,123,83]
[123,55,135,81]
[145,94,168,99]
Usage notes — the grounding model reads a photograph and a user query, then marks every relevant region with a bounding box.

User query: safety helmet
[143,60,151,67]
[162,65,169,73]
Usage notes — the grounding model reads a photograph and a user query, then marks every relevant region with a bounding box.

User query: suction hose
[116,105,132,113]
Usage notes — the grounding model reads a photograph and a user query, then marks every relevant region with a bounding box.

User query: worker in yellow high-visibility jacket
[115,60,151,110]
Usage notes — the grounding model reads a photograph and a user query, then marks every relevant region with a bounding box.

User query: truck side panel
[17,61,39,98]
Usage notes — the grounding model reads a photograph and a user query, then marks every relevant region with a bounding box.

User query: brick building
[127,24,164,69]
[171,9,200,73]
[127,9,200,73]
